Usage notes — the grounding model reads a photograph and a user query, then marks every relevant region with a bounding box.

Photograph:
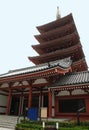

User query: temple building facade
[0,9,89,120]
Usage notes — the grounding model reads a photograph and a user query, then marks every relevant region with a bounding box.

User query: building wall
[0,91,8,114]
[55,93,89,120]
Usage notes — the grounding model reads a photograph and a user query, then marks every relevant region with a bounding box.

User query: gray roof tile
[0,57,72,78]
[50,71,89,87]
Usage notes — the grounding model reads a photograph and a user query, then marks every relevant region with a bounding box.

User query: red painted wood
[28,85,32,108]
[6,87,11,115]
[48,90,52,118]
[85,98,89,114]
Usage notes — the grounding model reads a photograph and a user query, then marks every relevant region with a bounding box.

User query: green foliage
[60,127,89,130]
[15,120,42,130]
[15,119,89,130]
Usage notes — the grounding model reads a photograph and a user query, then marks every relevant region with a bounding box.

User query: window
[32,96,39,108]
[58,99,86,113]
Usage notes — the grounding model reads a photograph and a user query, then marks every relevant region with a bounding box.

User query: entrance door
[10,97,20,115]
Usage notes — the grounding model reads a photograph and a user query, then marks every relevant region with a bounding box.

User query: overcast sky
[0,0,89,74]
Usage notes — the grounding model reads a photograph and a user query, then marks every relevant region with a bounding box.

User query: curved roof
[32,31,79,54]
[49,71,89,87]
[0,58,72,79]
[35,22,76,43]
[29,44,84,64]
[37,14,73,33]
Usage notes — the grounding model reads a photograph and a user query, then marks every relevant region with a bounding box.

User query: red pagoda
[0,7,89,120]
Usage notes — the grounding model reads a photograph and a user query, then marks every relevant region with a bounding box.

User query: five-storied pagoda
[0,7,89,120]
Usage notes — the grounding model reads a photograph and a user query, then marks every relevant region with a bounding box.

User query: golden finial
[56,6,61,20]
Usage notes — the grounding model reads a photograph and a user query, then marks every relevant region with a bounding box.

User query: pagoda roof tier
[32,31,79,54]
[72,58,88,72]
[37,14,73,33]
[35,22,76,43]
[29,44,84,64]
[0,58,72,83]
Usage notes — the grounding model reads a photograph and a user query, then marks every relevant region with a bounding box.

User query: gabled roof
[0,57,72,79]
[50,71,89,88]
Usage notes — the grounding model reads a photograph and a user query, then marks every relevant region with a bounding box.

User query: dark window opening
[23,97,28,114]
[43,95,48,107]
[59,99,86,113]
[10,97,20,115]
[32,96,39,108]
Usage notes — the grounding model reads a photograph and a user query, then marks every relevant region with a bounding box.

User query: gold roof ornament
[56,6,61,20]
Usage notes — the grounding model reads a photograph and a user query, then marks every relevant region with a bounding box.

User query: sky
[0,0,89,74]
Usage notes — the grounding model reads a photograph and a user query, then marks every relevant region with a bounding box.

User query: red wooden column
[6,87,12,115]
[28,85,32,108]
[48,89,52,118]
[85,98,89,114]
[19,95,24,115]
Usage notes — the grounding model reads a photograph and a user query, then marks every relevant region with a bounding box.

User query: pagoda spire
[56,6,61,20]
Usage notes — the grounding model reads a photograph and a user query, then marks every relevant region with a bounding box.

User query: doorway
[32,96,39,108]
[22,97,28,115]
[10,97,20,115]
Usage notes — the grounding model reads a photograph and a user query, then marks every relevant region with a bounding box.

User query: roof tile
[50,71,89,87]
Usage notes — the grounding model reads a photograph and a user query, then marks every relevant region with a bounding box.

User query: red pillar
[28,85,32,108]
[85,98,89,114]
[19,96,24,115]
[6,87,11,115]
[48,89,52,118]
